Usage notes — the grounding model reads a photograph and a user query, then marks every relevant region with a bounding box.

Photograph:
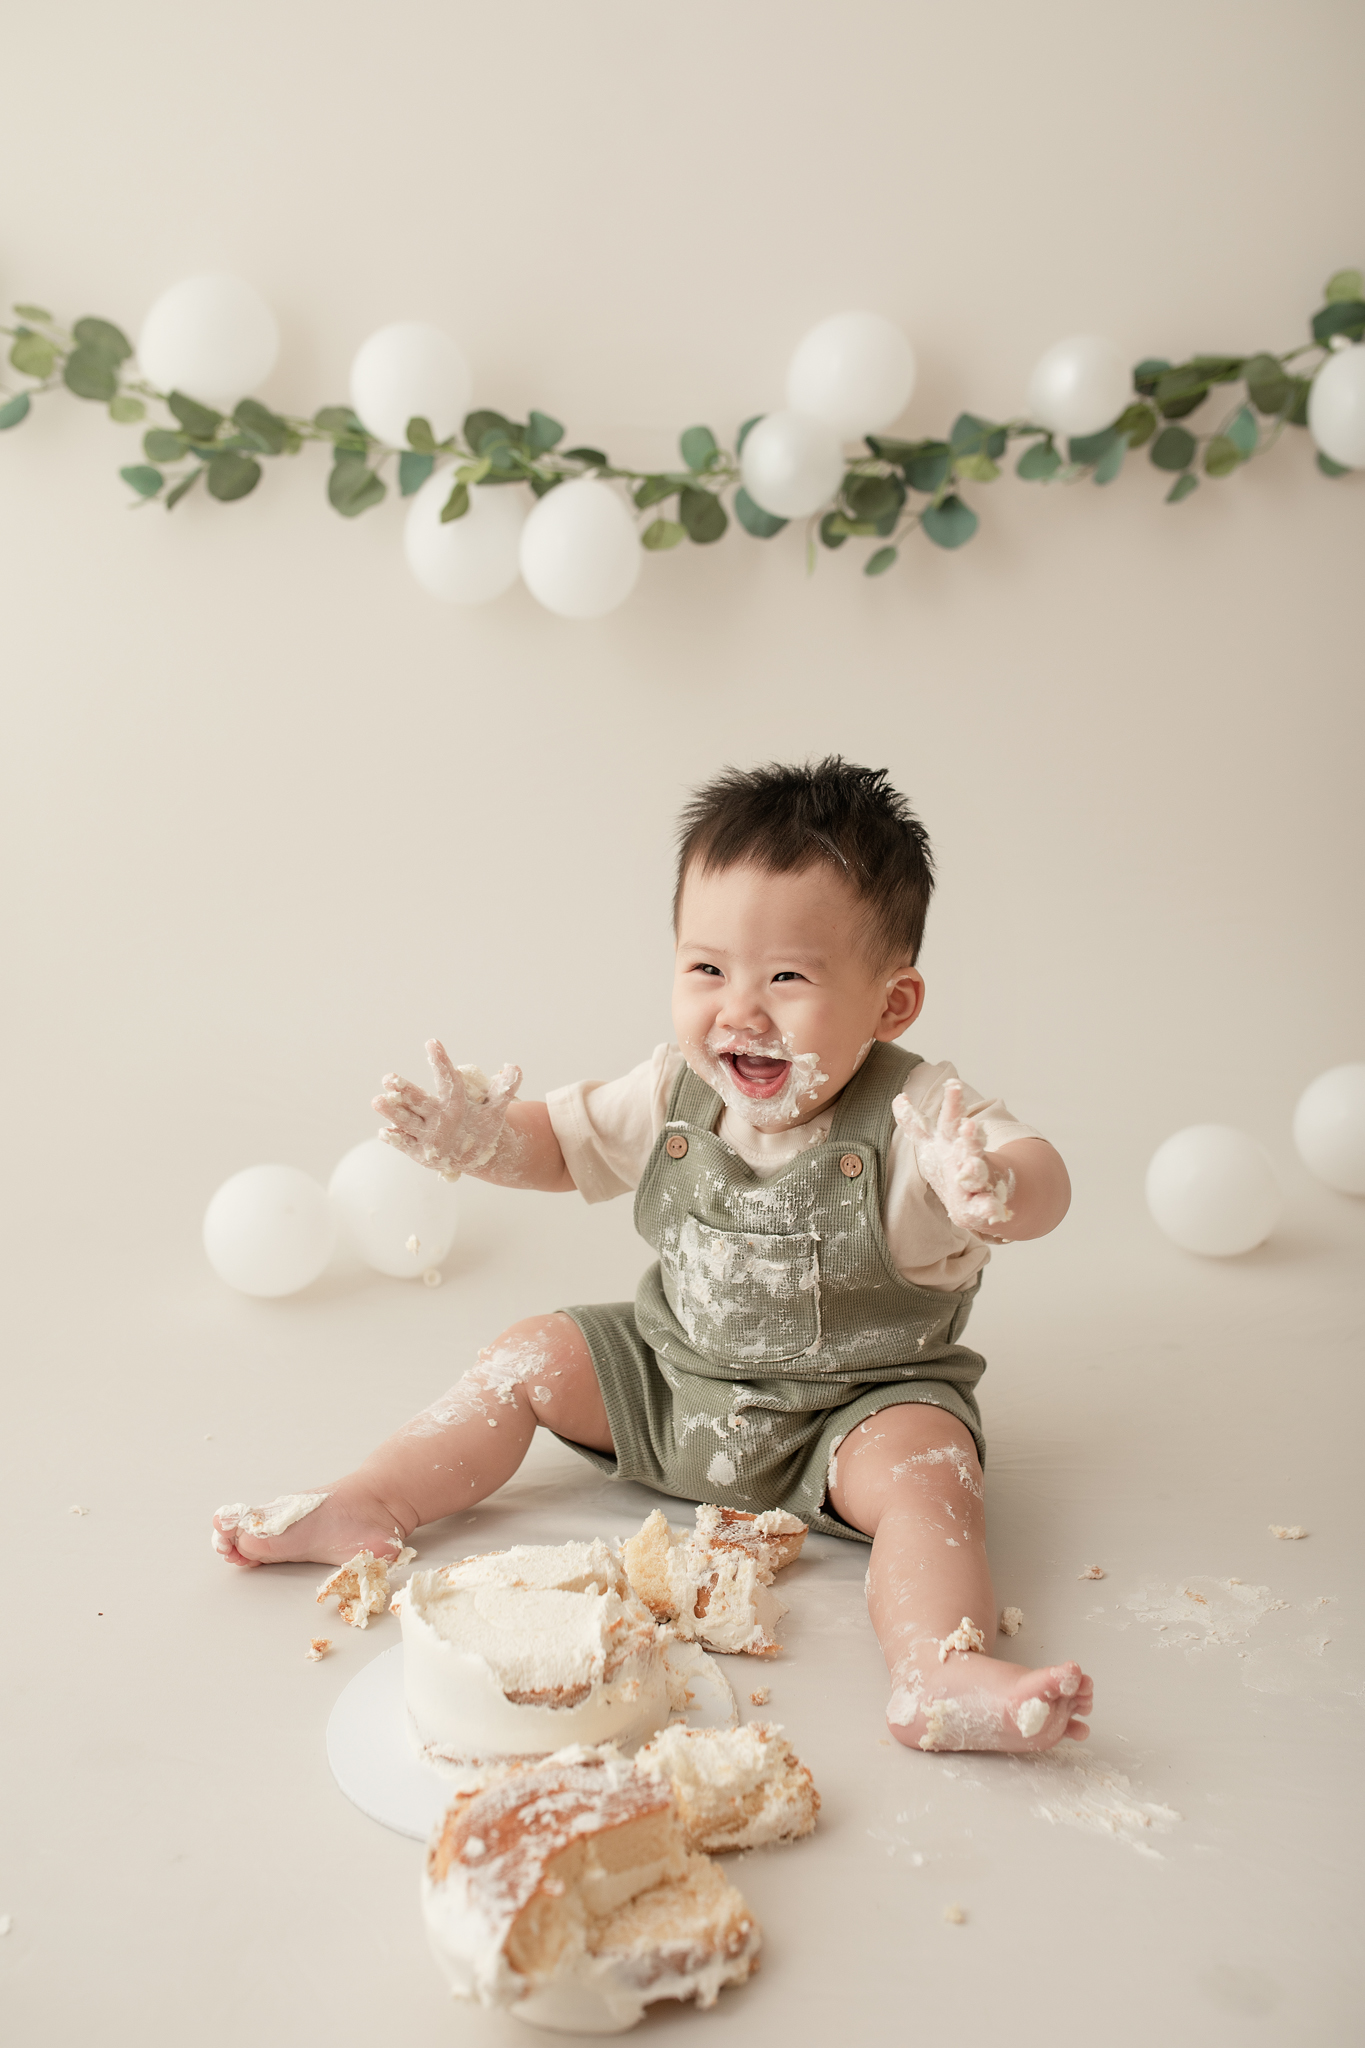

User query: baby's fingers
[426,1038,461,1105]
[937,1078,964,1142]
[379,1125,425,1162]
[487,1063,523,1110]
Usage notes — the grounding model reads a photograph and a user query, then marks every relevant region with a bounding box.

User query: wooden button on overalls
[839,1153,863,1178]
[665,1133,689,1159]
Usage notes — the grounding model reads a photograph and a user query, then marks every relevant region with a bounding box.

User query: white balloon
[1026,335,1131,438]
[1145,1125,1282,1257]
[350,322,472,448]
[1293,1063,1365,1193]
[137,275,280,408]
[203,1164,335,1297]
[785,311,917,437]
[518,477,641,619]
[1307,346,1365,468]
[329,1138,460,1280]
[739,411,844,519]
[404,472,527,604]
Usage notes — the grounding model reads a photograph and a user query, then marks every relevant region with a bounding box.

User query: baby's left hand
[893,1078,1015,1235]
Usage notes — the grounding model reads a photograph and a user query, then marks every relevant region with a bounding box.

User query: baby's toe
[1064,1717,1091,1741]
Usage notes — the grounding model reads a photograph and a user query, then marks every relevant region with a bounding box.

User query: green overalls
[559,1041,986,1542]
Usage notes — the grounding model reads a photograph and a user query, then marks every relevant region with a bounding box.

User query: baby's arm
[893,1078,1070,1242]
[374,1040,575,1193]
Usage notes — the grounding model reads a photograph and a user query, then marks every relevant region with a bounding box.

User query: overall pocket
[661,1214,821,1363]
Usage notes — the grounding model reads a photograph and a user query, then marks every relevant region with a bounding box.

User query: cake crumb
[749,1687,770,1707]
[406,1235,420,1253]
[999,1606,1024,1636]
[1079,1565,1106,1580]
[943,1904,966,1925]
[937,1616,986,1662]
[1270,1525,1308,1540]
[316,1551,393,1628]
[305,1637,332,1661]
[422,1268,443,1288]
[69,1505,89,1516]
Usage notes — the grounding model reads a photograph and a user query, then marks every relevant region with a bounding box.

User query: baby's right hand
[373,1039,521,1179]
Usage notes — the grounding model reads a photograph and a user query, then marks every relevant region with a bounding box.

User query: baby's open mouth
[722,1052,793,1099]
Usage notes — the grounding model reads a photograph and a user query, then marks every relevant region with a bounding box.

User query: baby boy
[213,757,1091,1753]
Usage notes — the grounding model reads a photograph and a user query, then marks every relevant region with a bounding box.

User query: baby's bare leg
[828,1405,1093,1753]
[211,1313,610,1568]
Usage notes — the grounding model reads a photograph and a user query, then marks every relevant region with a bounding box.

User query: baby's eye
[771,971,807,983]
[689,962,722,977]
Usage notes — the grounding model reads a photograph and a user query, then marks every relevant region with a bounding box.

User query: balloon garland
[2,271,1363,618]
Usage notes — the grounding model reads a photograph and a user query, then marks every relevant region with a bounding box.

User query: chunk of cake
[634,1724,819,1853]
[395,1542,670,1771]
[316,1550,392,1629]
[620,1505,805,1658]
[423,1749,760,2032]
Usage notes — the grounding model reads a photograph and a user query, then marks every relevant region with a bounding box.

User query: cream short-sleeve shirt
[545,1045,1042,1293]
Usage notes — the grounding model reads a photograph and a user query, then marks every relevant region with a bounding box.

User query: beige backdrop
[2,3,1362,2044]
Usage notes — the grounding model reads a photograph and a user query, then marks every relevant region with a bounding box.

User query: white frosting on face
[398,1547,671,1765]
[690,1029,829,1131]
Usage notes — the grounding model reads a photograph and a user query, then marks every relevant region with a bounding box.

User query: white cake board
[327,1639,738,1841]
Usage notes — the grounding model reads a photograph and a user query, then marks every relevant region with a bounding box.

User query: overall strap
[667,1057,725,1129]
[828,1041,923,1154]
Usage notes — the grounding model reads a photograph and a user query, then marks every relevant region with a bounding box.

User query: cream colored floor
[5,1154,1360,2048]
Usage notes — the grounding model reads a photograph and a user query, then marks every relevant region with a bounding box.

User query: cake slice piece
[316,1550,392,1629]
[423,1749,759,2032]
[620,1505,805,1657]
[634,1723,819,1853]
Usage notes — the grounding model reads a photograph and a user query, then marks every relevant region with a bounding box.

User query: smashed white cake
[423,1746,761,2033]
[317,1549,399,1628]
[621,1505,806,1658]
[634,1724,819,1854]
[395,1541,671,1770]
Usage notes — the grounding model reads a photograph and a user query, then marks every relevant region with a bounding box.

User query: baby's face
[672,860,924,1130]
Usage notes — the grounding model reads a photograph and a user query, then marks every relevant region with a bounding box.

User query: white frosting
[398,1547,670,1765]
[1014,1697,1049,1739]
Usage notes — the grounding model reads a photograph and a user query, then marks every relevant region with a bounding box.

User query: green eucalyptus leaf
[120,463,163,498]
[314,404,363,436]
[953,451,999,483]
[72,317,132,362]
[207,451,261,501]
[529,473,560,498]
[143,428,187,462]
[1016,439,1061,481]
[1150,425,1197,472]
[818,511,848,549]
[680,424,718,472]
[921,494,979,548]
[634,476,677,510]
[232,398,287,454]
[63,348,117,401]
[1287,377,1311,427]
[1227,406,1258,458]
[108,394,145,424]
[405,415,438,453]
[1132,358,1171,394]
[1203,435,1241,478]
[1190,354,1244,384]
[1316,450,1350,477]
[329,459,385,516]
[1243,353,1293,415]
[903,443,952,494]
[455,456,493,486]
[1068,426,1118,466]
[1113,402,1157,448]
[1312,300,1365,346]
[0,392,31,429]
[824,515,880,537]
[1166,472,1198,504]
[1092,435,1128,485]
[12,303,53,322]
[733,487,786,537]
[399,451,435,496]
[527,410,564,452]
[950,412,1005,459]
[1155,366,1209,417]
[736,414,763,455]
[679,485,727,543]
[864,434,919,462]
[844,473,903,522]
[1324,268,1365,305]
[864,545,897,577]
[10,331,56,378]
[164,467,202,511]
[439,480,469,523]
[168,391,223,438]
[561,446,608,467]
[464,409,522,455]
[642,517,686,550]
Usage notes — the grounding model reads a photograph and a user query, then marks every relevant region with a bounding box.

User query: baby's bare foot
[886,1649,1093,1754]
[211,1479,411,1569]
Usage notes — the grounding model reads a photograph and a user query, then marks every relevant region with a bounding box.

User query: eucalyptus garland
[2,270,1361,579]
